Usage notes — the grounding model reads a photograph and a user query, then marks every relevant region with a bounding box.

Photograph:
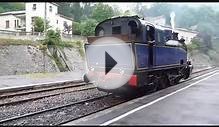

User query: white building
[0,2,73,34]
[174,28,198,44]
[145,15,166,26]
[145,15,198,44]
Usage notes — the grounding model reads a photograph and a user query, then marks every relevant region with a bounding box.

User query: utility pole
[43,2,47,72]
[44,2,47,37]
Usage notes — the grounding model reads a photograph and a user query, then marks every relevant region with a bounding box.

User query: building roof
[51,2,59,7]
[0,10,25,16]
[58,14,74,21]
[157,24,198,34]
[144,15,198,34]
[175,27,199,34]
[145,15,166,21]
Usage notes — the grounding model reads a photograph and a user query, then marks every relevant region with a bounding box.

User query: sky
[102,2,219,12]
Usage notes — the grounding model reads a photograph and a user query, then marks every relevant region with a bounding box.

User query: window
[6,20,9,28]
[173,32,178,40]
[14,20,16,28]
[31,17,36,25]
[146,25,155,42]
[112,26,121,34]
[128,20,138,34]
[49,6,52,12]
[164,30,172,41]
[33,4,36,10]
[156,30,165,45]
[17,20,19,27]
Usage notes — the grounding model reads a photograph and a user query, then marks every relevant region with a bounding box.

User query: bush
[72,21,81,35]
[42,29,85,58]
[33,16,50,32]
[43,29,61,46]
[187,38,201,52]
[72,19,98,36]
[80,19,97,36]
[0,38,35,46]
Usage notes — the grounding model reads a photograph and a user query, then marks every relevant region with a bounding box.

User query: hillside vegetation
[0,3,24,12]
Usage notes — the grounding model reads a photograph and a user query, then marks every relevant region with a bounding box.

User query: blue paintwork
[135,44,149,68]
[154,46,185,66]
[135,44,187,69]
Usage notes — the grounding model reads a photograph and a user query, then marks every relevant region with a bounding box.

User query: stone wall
[0,45,59,76]
[62,47,85,73]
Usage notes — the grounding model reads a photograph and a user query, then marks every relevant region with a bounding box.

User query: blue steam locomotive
[84,15,193,95]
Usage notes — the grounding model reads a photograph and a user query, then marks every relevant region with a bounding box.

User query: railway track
[0,83,96,107]
[0,94,121,125]
[0,67,216,125]
[0,81,86,97]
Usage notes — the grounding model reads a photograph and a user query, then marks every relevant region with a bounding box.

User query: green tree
[70,3,83,22]
[72,21,81,35]
[112,5,122,16]
[132,3,145,17]
[33,17,50,32]
[80,19,97,36]
[123,10,132,16]
[44,29,61,46]
[57,3,72,18]
[57,3,83,22]
[187,38,201,52]
[144,3,173,25]
[81,3,93,20]
[0,3,24,13]
[175,7,198,28]
[92,3,114,22]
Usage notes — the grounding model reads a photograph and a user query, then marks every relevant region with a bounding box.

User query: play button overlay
[105,51,117,75]
[84,37,135,90]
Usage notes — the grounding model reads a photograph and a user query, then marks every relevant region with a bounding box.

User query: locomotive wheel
[142,76,159,94]
[174,76,182,84]
[83,74,90,83]
[183,68,190,79]
[157,75,169,90]
[150,78,159,92]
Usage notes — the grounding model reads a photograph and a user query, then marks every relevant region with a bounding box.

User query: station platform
[0,71,84,91]
[64,69,219,125]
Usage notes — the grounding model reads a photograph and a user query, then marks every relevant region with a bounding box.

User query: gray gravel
[2,95,125,125]
[0,84,95,105]
[0,81,84,97]
[0,88,107,121]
